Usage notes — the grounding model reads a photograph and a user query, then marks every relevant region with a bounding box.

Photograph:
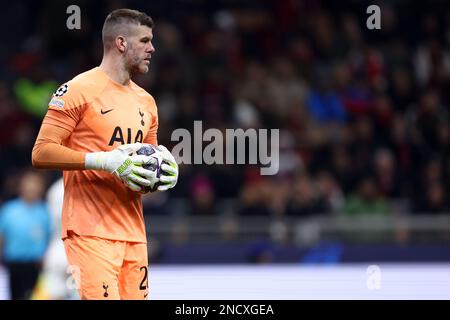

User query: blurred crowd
[0,0,449,219]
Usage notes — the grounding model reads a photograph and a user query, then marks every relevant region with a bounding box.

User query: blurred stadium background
[0,0,449,299]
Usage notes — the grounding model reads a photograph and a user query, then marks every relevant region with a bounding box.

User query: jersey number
[109,127,143,145]
[139,266,148,290]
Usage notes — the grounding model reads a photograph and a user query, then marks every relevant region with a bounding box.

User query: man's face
[19,173,45,203]
[124,24,155,74]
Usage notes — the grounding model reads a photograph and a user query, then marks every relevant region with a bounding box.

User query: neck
[99,54,131,86]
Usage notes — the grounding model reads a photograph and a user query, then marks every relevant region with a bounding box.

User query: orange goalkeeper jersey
[40,67,158,243]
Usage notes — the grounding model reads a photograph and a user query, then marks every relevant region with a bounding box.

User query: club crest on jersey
[54,83,68,97]
[139,108,145,126]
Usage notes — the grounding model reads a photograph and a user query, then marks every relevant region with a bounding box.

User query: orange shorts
[63,231,149,300]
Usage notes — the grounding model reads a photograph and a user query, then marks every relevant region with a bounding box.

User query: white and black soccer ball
[135,144,165,192]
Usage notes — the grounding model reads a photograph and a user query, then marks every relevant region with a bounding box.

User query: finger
[126,180,142,192]
[157,184,171,192]
[159,175,176,184]
[132,166,156,179]
[161,163,178,175]
[128,173,151,187]
[118,142,142,154]
[162,153,176,164]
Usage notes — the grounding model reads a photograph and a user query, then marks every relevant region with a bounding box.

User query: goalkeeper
[31,9,178,300]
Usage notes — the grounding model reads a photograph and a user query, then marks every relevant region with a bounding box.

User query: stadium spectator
[0,1,448,236]
[342,176,389,215]
[0,170,51,299]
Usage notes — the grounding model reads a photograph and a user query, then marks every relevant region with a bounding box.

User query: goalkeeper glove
[85,143,159,192]
[156,145,179,191]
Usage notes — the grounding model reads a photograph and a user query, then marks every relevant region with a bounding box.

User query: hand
[85,143,159,192]
[156,145,179,191]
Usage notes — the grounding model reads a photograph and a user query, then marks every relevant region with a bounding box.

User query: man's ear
[115,36,127,53]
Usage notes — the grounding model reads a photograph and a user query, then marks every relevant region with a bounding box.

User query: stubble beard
[128,56,149,75]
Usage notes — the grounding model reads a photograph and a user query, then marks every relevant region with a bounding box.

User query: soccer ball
[135,144,165,193]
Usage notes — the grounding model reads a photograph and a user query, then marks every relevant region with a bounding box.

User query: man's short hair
[102,9,154,50]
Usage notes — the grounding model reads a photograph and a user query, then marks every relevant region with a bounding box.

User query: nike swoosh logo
[101,108,114,115]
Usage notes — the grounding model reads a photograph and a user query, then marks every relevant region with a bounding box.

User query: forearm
[32,122,86,170]
[32,142,86,170]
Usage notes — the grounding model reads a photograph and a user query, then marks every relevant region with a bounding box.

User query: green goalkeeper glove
[85,143,159,192]
[156,145,179,192]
